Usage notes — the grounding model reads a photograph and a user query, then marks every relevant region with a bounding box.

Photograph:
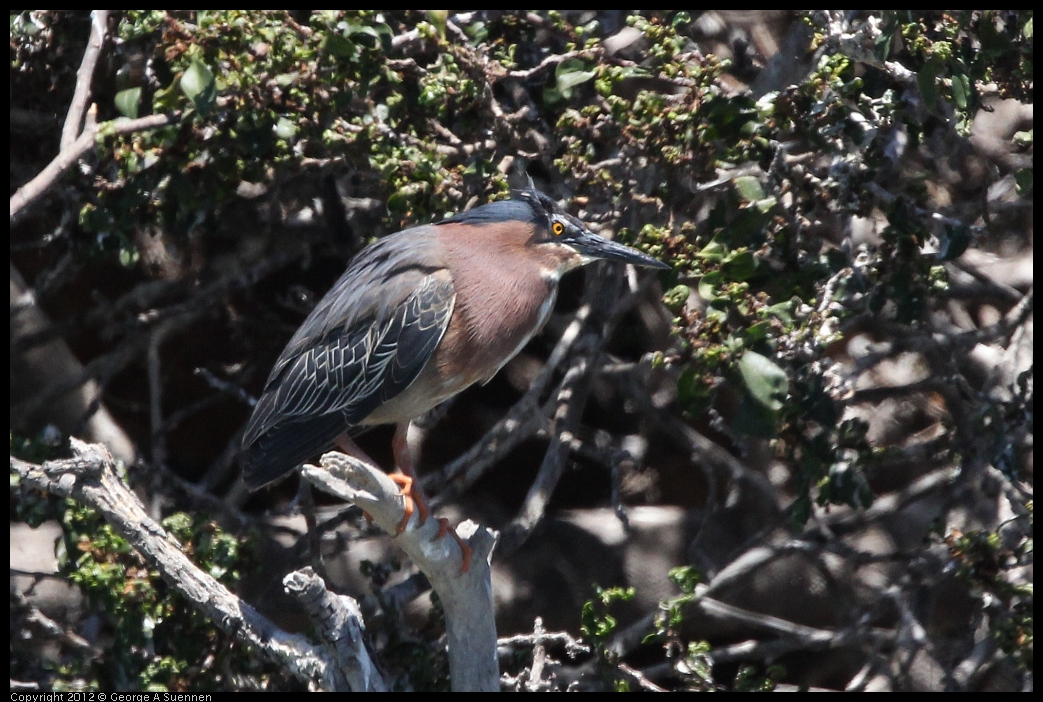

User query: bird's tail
[240,413,347,489]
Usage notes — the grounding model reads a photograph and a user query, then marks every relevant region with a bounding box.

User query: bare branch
[499,332,601,555]
[11,439,337,690]
[60,10,109,152]
[284,567,387,692]
[11,112,180,226]
[507,49,601,80]
[304,451,500,692]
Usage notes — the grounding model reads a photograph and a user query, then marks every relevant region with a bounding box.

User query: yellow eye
[551,221,565,236]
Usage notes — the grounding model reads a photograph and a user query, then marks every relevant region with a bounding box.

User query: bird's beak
[569,229,671,269]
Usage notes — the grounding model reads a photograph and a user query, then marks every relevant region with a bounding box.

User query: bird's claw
[388,473,471,573]
[388,472,428,533]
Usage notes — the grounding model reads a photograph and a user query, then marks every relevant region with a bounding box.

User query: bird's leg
[393,422,472,574]
[334,433,416,534]
[391,423,430,526]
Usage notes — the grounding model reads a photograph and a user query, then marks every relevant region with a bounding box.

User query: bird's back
[241,227,455,488]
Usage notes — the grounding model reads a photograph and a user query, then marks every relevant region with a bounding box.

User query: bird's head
[515,186,670,275]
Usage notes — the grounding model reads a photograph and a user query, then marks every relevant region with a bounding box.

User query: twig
[864,180,987,240]
[11,112,180,225]
[825,465,960,531]
[12,244,306,426]
[811,12,918,87]
[13,588,97,655]
[847,377,948,405]
[499,333,600,555]
[499,617,591,692]
[950,258,1025,306]
[13,322,150,433]
[619,662,669,692]
[843,285,1033,380]
[193,367,256,407]
[371,572,431,617]
[498,625,589,656]
[495,260,631,551]
[60,10,109,152]
[951,286,1033,350]
[148,324,168,470]
[694,594,894,664]
[391,12,477,49]
[507,49,601,80]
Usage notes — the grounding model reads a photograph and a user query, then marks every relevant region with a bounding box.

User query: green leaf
[677,365,713,415]
[732,393,777,438]
[464,19,489,43]
[951,70,971,110]
[753,196,777,213]
[114,87,141,119]
[721,249,756,281]
[734,175,765,202]
[698,271,723,302]
[181,59,216,112]
[556,58,597,98]
[325,32,358,58]
[425,10,448,39]
[663,284,690,314]
[1014,168,1032,196]
[668,565,701,593]
[874,12,897,62]
[616,65,652,80]
[152,81,179,112]
[697,238,726,263]
[738,351,788,412]
[724,208,771,245]
[743,321,770,342]
[344,23,378,45]
[790,494,812,526]
[386,191,408,216]
[919,57,942,114]
[274,117,298,141]
[557,67,597,92]
[763,299,794,324]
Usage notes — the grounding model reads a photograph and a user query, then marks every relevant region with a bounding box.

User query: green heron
[241,186,668,570]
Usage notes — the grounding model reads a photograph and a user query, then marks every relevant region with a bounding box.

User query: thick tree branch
[11,439,340,691]
[303,451,500,692]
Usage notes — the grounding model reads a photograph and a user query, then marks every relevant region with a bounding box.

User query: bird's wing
[264,269,455,423]
[241,230,454,487]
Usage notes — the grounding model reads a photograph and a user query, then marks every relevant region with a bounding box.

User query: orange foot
[388,472,428,533]
[387,473,471,574]
[436,518,473,574]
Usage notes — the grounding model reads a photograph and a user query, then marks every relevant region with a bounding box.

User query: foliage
[49,501,285,691]
[579,585,636,687]
[944,518,1034,672]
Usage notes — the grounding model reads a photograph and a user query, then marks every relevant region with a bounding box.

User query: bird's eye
[551,221,565,236]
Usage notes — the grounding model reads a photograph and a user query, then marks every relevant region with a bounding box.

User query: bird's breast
[360,250,559,426]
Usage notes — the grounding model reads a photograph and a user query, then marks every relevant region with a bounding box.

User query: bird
[241,185,668,571]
